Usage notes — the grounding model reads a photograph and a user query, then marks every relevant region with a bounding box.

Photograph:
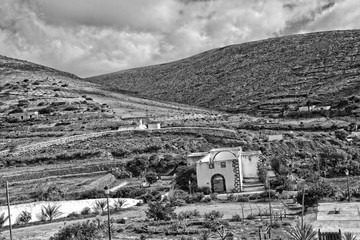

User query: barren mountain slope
[87,30,360,114]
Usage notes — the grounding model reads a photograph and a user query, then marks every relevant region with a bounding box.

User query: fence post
[318,229,321,240]
[258,227,262,240]
[338,229,341,240]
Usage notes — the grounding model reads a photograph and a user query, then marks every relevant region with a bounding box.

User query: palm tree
[343,233,357,240]
[41,204,62,221]
[286,222,317,240]
[93,200,107,212]
[0,213,9,228]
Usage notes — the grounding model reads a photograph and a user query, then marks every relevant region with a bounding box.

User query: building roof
[187,152,208,157]
[198,149,260,163]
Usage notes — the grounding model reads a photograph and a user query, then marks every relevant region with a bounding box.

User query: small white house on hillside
[196,147,261,193]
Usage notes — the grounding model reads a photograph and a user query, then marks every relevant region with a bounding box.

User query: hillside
[86,30,360,115]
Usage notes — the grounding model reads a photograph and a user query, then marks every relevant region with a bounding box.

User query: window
[221,162,226,168]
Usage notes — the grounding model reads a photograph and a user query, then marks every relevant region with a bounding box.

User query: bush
[146,200,176,221]
[41,204,62,221]
[145,171,158,185]
[230,214,242,222]
[296,181,333,209]
[110,168,132,179]
[335,129,348,141]
[175,166,197,191]
[81,207,91,215]
[186,192,204,204]
[93,200,107,212]
[197,187,211,195]
[17,211,31,224]
[246,214,256,220]
[203,210,223,221]
[177,210,201,220]
[113,199,126,211]
[49,219,104,240]
[38,107,55,114]
[67,212,80,218]
[126,157,150,177]
[237,196,249,202]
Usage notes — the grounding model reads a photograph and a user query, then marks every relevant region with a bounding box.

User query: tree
[146,200,176,221]
[126,156,149,177]
[175,166,197,191]
[296,182,332,209]
[145,171,158,185]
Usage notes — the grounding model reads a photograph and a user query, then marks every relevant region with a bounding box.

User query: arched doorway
[211,174,226,193]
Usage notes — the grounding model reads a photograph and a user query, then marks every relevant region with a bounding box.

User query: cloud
[0,0,359,77]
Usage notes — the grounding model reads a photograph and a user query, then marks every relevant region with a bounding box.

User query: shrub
[41,204,62,221]
[257,161,267,183]
[246,214,256,220]
[93,200,108,212]
[177,210,201,220]
[145,171,158,185]
[126,156,150,177]
[81,207,91,215]
[198,187,211,195]
[63,106,78,111]
[140,189,161,203]
[169,198,187,207]
[67,212,80,218]
[0,213,9,227]
[296,181,333,209]
[226,193,236,202]
[49,219,104,240]
[335,129,348,141]
[230,214,242,222]
[237,196,249,202]
[186,192,204,204]
[113,199,126,211]
[203,210,223,221]
[110,168,132,179]
[286,222,317,240]
[146,200,176,221]
[175,166,197,191]
[17,211,31,224]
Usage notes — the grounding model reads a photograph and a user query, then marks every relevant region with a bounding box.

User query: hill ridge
[86,29,360,115]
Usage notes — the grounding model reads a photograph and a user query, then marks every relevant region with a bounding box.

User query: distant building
[8,111,39,121]
[298,105,330,112]
[267,134,283,141]
[313,105,331,111]
[138,119,147,130]
[346,132,360,141]
[147,123,161,129]
[196,147,261,193]
[298,106,315,112]
[187,152,208,166]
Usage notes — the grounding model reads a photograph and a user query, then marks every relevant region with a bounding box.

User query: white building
[147,123,161,129]
[196,147,261,193]
[267,134,283,141]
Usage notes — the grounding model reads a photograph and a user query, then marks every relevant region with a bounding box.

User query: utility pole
[104,186,111,240]
[301,189,305,228]
[6,181,13,240]
[267,183,272,239]
[345,169,351,202]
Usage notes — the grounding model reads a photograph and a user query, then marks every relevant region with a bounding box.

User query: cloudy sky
[0,0,359,77]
